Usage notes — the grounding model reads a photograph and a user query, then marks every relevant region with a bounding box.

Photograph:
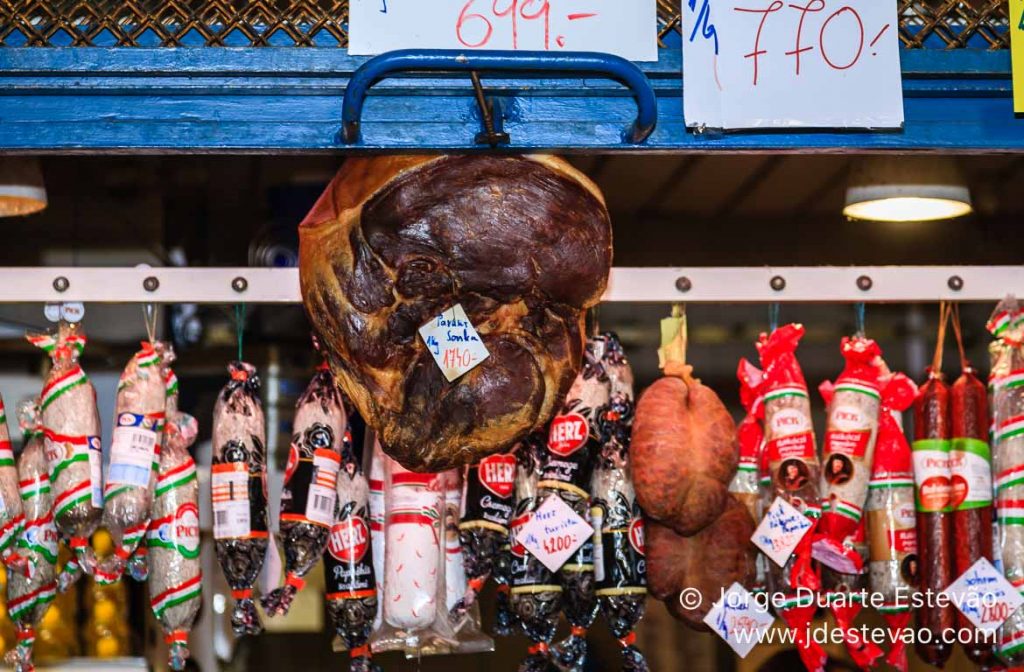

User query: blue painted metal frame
[340,50,657,145]
[0,47,1018,152]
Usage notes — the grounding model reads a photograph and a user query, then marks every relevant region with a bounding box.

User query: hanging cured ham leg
[299,155,612,472]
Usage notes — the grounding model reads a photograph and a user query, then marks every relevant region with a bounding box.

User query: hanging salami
[814,337,884,574]
[5,401,57,672]
[735,358,769,594]
[324,431,378,672]
[545,336,608,672]
[367,438,386,631]
[866,372,918,672]
[147,364,201,672]
[757,324,825,672]
[27,322,102,590]
[989,298,1024,664]
[212,361,268,636]
[0,393,25,576]
[912,304,955,668]
[510,432,562,672]
[590,333,648,672]
[263,363,347,617]
[98,340,167,584]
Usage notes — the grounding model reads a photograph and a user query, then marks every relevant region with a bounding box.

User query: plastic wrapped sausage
[212,361,268,636]
[866,373,918,672]
[28,322,102,590]
[367,438,386,631]
[912,305,955,669]
[510,432,562,672]
[545,336,608,672]
[819,519,882,669]
[0,394,25,576]
[147,370,201,672]
[590,334,647,672]
[98,341,167,584]
[324,432,379,672]
[734,359,768,593]
[5,401,57,672]
[814,337,883,574]
[263,363,347,617]
[989,298,1024,664]
[756,324,825,672]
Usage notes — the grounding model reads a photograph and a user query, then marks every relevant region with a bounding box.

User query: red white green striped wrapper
[997,499,1024,527]
[17,514,57,565]
[0,513,24,555]
[165,370,179,398]
[26,333,85,356]
[764,385,809,403]
[155,460,197,499]
[994,370,1024,394]
[834,381,881,401]
[19,475,50,502]
[868,475,915,491]
[820,498,863,523]
[53,480,92,520]
[8,581,57,621]
[988,310,1016,338]
[998,415,1024,444]
[997,465,1024,495]
[44,429,91,483]
[39,366,88,412]
[151,574,202,619]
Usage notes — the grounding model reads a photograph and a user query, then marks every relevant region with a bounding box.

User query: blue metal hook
[340,49,658,146]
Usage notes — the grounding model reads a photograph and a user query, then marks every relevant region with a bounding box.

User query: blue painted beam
[0,47,1019,152]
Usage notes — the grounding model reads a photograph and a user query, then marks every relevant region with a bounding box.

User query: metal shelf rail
[8,266,1022,304]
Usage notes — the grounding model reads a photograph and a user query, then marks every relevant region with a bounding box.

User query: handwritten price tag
[751,497,813,567]
[682,0,903,130]
[704,583,776,658]
[943,558,1024,633]
[348,0,657,61]
[515,494,594,573]
[419,303,490,382]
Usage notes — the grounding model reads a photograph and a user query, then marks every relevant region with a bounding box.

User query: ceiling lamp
[843,156,972,223]
[0,157,47,217]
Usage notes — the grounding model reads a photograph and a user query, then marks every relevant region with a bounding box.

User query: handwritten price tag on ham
[682,0,903,129]
[943,558,1024,633]
[348,0,658,61]
[751,497,813,567]
[515,494,594,573]
[419,303,490,382]
[704,583,777,658]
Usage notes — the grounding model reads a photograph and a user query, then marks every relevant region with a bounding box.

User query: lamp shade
[843,156,972,223]
[0,157,47,217]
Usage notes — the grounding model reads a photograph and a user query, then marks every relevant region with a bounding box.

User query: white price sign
[943,558,1024,633]
[515,494,594,573]
[751,497,813,567]
[704,583,777,658]
[348,0,658,62]
[419,303,490,382]
[682,0,904,130]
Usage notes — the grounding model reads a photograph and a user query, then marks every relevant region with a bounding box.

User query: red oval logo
[628,518,645,556]
[328,516,369,563]
[284,443,299,485]
[548,413,589,457]
[478,454,516,498]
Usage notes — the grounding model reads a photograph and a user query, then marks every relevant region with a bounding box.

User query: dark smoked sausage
[912,371,955,668]
[952,364,995,666]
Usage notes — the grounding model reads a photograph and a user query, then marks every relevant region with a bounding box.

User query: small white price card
[751,497,813,567]
[704,582,776,658]
[349,0,658,62]
[419,304,490,382]
[943,558,1023,633]
[515,494,594,573]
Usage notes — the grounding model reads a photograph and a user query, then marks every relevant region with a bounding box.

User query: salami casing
[5,401,57,672]
[28,322,102,590]
[866,373,918,672]
[263,363,347,617]
[147,367,201,672]
[814,337,883,574]
[212,361,268,636]
[324,432,378,672]
[0,393,25,576]
[98,340,167,584]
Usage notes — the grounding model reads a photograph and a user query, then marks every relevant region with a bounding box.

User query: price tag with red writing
[704,582,777,658]
[943,558,1023,633]
[348,0,657,61]
[419,304,490,382]
[682,0,903,130]
[515,494,594,573]
[751,497,813,567]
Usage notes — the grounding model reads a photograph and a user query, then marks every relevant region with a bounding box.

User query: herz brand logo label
[548,413,589,456]
[328,516,369,563]
[629,518,645,556]
[478,454,516,498]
